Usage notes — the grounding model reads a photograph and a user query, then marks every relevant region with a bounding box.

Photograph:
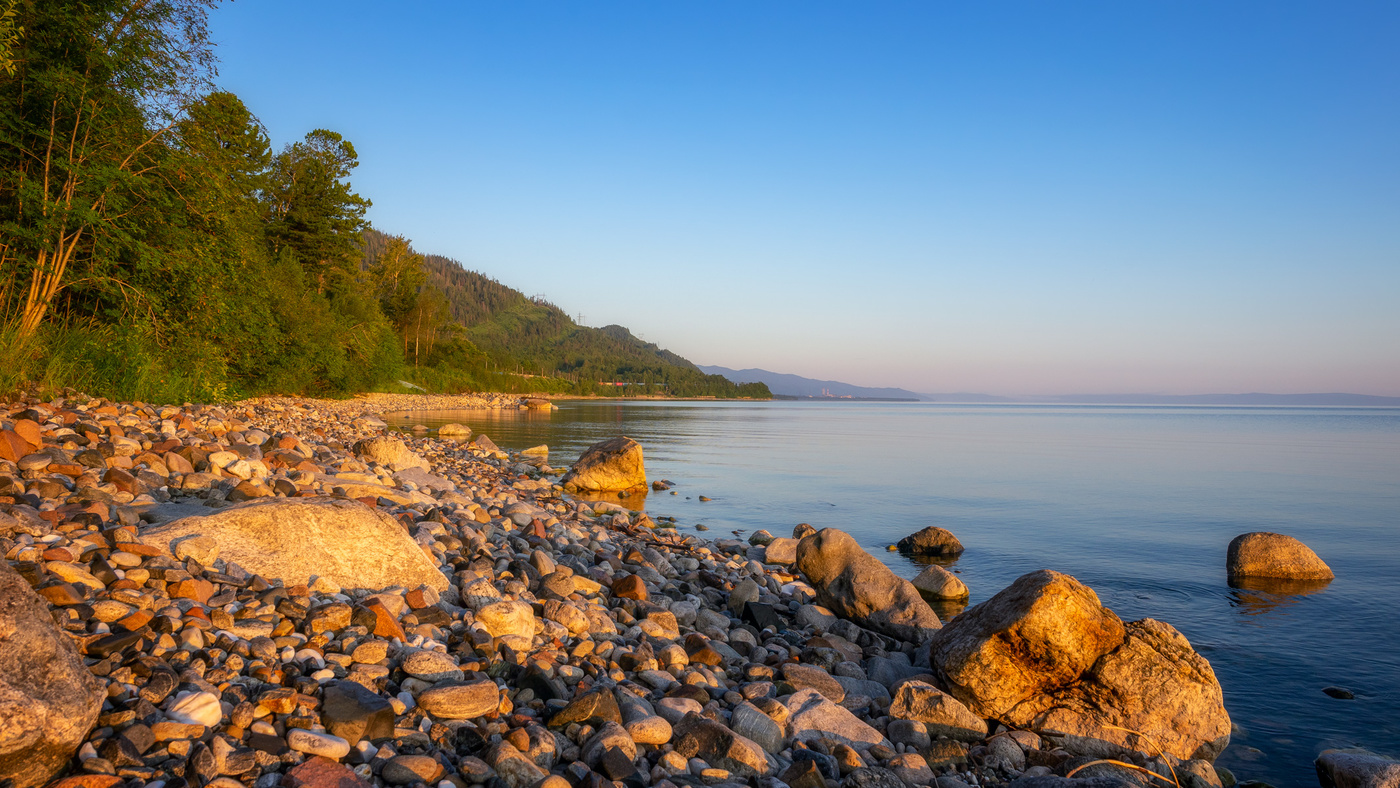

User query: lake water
[386,401,1400,787]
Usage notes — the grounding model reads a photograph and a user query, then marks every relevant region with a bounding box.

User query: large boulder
[352,435,430,471]
[795,528,942,643]
[142,498,448,592]
[1316,748,1400,788]
[930,570,1229,762]
[897,526,964,556]
[0,561,104,788]
[1227,532,1333,581]
[562,436,646,493]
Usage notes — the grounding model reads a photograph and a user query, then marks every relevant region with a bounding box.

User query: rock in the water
[562,436,647,493]
[142,497,449,592]
[352,435,430,471]
[795,528,943,643]
[931,570,1230,762]
[0,561,104,788]
[1316,748,1400,788]
[1227,532,1334,581]
[912,565,970,600]
[888,680,987,742]
[897,526,965,556]
[438,423,471,437]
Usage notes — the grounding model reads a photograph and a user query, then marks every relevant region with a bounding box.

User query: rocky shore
[0,393,1382,788]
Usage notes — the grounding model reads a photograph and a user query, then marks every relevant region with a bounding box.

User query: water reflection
[1228,576,1332,616]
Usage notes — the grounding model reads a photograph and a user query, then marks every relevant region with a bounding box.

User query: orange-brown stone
[45,774,123,788]
[12,418,42,450]
[363,600,406,641]
[169,578,215,605]
[611,574,648,601]
[281,757,372,788]
[0,430,29,463]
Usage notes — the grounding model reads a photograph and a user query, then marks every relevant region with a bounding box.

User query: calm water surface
[387,401,1400,787]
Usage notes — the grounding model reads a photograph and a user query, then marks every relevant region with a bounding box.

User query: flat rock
[417,680,500,720]
[141,497,449,592]
[785,688,890,751]
[673,712,774,777]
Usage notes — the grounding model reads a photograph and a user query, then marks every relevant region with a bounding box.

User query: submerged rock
[1315,748,1400,788]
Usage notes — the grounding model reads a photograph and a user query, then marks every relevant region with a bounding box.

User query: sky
[210,1,1400,396]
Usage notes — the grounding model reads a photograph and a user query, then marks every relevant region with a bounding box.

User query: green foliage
[363,230,772,399]
[0,4,764,403]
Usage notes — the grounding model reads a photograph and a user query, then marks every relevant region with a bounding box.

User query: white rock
[287,728,351,759]
[166,691,223,727]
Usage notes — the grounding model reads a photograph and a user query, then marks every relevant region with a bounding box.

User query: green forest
[0,1,768,402]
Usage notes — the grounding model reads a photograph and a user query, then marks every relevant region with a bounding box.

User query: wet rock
[1315,748,1400,788]
[795,528,943,643]
[1227,532,1334,581]
[562,436,647,493]
[897,526,965,556]
[142,497,449,591]
[912,565,969,600]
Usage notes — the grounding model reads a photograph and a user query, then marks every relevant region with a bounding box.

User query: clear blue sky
[211,1,1400,395]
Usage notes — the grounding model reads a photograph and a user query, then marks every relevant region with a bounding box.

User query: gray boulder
[795,528,943,643]
[0,561,104,788]
[1316,748,1400,788]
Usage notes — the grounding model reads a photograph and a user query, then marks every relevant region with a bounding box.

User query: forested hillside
[361,231,771,399]
[0,2,766,402]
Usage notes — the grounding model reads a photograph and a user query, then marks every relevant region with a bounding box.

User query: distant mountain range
[700,366,1400,407]
[697,366,925,401]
